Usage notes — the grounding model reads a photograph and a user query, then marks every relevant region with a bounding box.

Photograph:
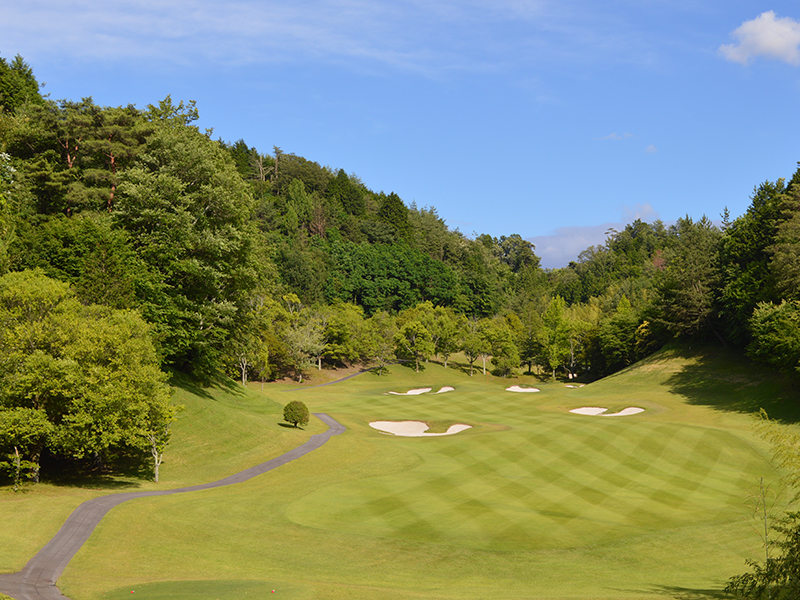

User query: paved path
[0,413,345,600]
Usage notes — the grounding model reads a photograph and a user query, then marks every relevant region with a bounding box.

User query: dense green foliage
[0,54,43,113]
[0,269,174,482]
[283,400,309,428]
[2,55,800,484]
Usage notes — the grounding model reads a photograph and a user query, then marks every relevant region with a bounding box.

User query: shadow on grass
[46,473,144,490]
[37,447,153,489]
[663,344,800,423]
[169,369,245,400]
[281,360,417,389]
[277,422,303,429]
[645,585,731,599]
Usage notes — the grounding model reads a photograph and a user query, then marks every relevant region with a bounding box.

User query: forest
[1,53,800,483]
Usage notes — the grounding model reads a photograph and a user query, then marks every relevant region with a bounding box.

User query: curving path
[0,413,345,600]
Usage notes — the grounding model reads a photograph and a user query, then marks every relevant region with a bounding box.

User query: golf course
[2,345,799,600]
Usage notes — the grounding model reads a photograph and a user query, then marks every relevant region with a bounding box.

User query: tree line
[1,54,799,485]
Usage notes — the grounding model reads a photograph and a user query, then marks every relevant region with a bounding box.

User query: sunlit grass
[6,346,800,599]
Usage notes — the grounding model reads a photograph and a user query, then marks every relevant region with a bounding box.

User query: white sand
[602,407,644,417]
[435,386,455,394]
[369,421,472,437]
[387,388,432,395]
[569,406,644,417]
[506,385,540,393]
[569,406,608,415]
[565,384,585,388]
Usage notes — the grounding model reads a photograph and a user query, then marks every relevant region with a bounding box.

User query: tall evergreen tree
[655,216,722,340]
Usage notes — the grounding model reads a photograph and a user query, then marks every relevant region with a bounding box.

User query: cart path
[0,413,345,600]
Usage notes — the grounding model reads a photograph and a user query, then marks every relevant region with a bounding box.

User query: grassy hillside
[4,346,800,599]
[0,377,319,573]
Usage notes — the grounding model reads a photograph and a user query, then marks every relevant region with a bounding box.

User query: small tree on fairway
[284,401,309,428]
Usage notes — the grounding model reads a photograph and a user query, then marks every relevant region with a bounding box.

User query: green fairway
[5,347,800,599]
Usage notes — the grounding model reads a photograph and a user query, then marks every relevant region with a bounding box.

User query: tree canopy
[283,401,309,428]
[0,270,175,483]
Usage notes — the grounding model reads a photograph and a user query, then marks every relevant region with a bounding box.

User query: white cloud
[528,204,661,268]
[645,144,657,153]
[620,202,658,223]
[528,223,614,269]
[719,11,800,66]
[595,132,634,141]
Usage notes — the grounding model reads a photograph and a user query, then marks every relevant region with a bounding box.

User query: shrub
[283,401,310,428]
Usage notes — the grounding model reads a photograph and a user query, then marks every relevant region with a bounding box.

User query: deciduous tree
[365,310,396,375]
[748,301,800,375]
[394,320,434,372]
[0,270,175,482]
[538,296,571,379]
[114,120,260,379]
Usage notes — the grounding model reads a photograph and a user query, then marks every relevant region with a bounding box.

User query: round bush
[283,401,310,428]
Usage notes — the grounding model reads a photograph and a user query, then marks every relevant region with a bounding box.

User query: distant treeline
[1,52,799,395]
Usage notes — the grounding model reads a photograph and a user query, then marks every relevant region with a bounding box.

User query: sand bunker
[565,384,585,388]
[569,406,644,417]
[435,386,455,394]
[506,385,540,393]
[387,388,432,395]
[370,421,472,437]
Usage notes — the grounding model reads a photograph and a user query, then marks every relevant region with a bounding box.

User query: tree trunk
[151,436,164,483]
[13,447,21,492]
[30,449,41,484]
[239,355,249,386]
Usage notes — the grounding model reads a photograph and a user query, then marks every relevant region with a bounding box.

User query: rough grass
[5,345,800,599]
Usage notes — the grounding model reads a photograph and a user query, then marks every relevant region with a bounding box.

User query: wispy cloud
[621,202,658,223]
[719,11,800,66]
[595,132,634,141]
[645,144,657,153]
[0,0,668,76]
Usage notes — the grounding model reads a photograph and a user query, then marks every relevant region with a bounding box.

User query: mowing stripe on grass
[286,411,773,552]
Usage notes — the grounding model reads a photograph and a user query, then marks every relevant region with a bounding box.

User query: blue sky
[3,2,800,267]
